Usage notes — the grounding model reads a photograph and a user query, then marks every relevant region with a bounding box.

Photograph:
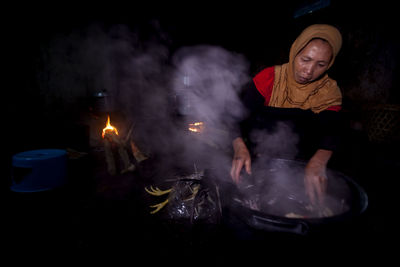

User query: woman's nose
[304,64,314,76]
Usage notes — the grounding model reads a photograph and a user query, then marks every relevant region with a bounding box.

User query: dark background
[3,0,399,261]
[5,0,399,145]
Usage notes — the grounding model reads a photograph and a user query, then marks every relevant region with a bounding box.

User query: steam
[171,45,250,127]
[250,121,299,162]
[35,22,251,176]
[116,43,252,172]
[33,21,355,214]
[167,45,251,176]
[240,158,352,218]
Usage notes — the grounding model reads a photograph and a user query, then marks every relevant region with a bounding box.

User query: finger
[320,176,328,193]
[234,160,244,183]
[315,183,324,206]
[230,159,244,184]
[230,162,238,183]
[244,158,252,175]
[308,190,316,206]
[317,176,327,205]
[305,172,327,205]
[304,179,316,205]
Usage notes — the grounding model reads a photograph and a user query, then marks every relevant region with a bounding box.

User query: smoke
[35,22,178,152]
[250,121,299,163]
[239,158,352,218]
[114,42,251,172]
[33,20,355,214]
[169,45,251,174]
[236,120,353,219]
[35,21,251,174]
[106,26,174,157]
[171,45,250,126]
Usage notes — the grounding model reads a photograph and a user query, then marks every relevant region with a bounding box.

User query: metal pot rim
[230,158,368,223]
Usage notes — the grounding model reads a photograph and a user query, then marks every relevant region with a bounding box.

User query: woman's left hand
[304,149,332,205]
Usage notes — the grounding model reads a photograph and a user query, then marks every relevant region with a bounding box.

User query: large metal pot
[226,158,368,235]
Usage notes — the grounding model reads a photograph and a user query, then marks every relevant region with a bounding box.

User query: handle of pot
[250,215,309,235]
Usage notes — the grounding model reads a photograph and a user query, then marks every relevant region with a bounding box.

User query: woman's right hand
[230,137,252,184]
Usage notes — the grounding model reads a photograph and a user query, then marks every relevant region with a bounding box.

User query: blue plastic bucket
[11,149,67,192]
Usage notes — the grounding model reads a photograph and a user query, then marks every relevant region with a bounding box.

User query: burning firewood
[103,135,116,175]
[188,122,204,133]
[102,115,136,175]
[187,121,231,153]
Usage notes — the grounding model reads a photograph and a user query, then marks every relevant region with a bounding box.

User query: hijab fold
[269,24,343,113]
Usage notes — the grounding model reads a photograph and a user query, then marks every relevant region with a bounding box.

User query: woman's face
[293,39,333,84]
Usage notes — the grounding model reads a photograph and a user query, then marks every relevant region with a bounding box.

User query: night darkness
[4,0,399,262]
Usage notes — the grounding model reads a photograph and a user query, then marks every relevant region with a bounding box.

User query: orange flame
[102,115,119,138]
[188,122,204,133]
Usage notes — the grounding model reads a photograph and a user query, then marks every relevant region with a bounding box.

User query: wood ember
[102,120,151,175]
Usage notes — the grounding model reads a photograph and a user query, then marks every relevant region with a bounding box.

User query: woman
[230,24,343,205]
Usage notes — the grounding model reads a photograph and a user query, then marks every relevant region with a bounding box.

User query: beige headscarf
[269,24,343,113]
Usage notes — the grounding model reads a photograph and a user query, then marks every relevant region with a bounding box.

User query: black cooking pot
[224,158,368,236]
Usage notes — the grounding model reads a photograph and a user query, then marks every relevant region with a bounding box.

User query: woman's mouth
[297,76,310,83]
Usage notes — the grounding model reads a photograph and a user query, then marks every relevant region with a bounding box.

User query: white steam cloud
[172,45,250,127]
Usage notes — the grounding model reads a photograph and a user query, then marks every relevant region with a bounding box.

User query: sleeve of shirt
[230,67,275,142]
[316,109,343,152]
[230,81,266,141]
[252,66,275,105]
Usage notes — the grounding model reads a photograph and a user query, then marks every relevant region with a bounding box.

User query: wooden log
[130,140,148,163]
[118,144,135,173]
[104,137,116,175]
[104,131,135,174]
